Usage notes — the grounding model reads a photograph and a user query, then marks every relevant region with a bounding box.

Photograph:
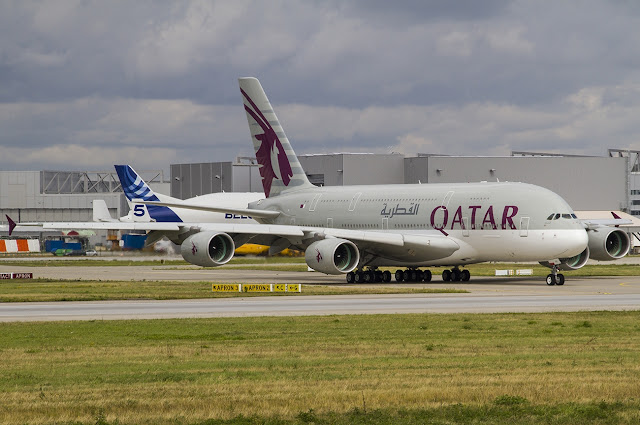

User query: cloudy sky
[2,0,640,172]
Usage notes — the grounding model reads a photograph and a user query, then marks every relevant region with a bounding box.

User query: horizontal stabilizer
[92,200,117,222]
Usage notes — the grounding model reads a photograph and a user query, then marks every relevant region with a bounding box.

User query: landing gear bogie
[442,267,471,282]
[392,268,434,283]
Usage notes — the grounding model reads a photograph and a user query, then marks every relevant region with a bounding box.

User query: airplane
[138,77,630,285]
[112,164,264,247]
[7,78,631,285]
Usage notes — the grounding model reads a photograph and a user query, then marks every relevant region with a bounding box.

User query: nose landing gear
[546,265,565,286]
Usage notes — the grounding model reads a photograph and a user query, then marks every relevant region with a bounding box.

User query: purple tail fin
[239,77,313,198]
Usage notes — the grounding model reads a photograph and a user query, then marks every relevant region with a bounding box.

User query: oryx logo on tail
[241,88,293,198]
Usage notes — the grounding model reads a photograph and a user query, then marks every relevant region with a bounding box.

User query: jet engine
[181,231,235,267]
[540,247,590,271]
[305,238,359,275]
[587,227,630,261]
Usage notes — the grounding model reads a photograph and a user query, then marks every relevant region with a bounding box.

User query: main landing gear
[346,268,392,283]
[441,267,471,282]
[546,265,565,286]
[346,267,472,283]
[393,267,471,282]
[394,268,432,282]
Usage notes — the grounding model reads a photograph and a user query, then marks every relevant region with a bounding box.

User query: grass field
[0,278,465,302]
[1,311,639,424]
[3,257,640,276]
[0,256,305,268]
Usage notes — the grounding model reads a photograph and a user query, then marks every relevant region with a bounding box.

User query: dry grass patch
[0,279,464,302]
[1,312,640,424]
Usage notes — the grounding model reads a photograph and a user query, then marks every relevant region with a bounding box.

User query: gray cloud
[1,0,640,172]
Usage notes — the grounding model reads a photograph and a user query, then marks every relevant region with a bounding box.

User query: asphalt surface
[1,292,640,322]
[1,257,640,321]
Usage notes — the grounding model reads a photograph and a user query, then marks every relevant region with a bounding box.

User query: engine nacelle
[181,232,235,267]
[305,238,359,275]
[587,227,630,261]
[540,247,590,271]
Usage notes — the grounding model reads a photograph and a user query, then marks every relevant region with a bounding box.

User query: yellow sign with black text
[211,284,241,292]
[211,283,302,293]
[243,284,272,292]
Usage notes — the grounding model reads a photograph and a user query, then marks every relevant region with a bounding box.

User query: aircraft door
[442,191,454,208]
[309,194,322,211]
[520,217,530,237]
[327,217,333,228]
[349,192,362,211]
[382,217,389,230]
[462,217,470,237]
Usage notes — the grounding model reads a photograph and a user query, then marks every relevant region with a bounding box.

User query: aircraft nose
[560,229,589,258]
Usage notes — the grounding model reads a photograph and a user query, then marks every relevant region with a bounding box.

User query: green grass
[1,311,640,424]
[0,278,465,302]
[0,256,306,268]
[2,257,640,277]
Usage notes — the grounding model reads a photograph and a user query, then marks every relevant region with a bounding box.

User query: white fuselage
[153,192,264,224]
[250,181,588,267]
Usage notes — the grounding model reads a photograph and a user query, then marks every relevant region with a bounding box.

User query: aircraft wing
[582,219,633,229]
[6,215,458,261]
[8,220,305,235]
[579,211,634,229]
[8,221,183,233]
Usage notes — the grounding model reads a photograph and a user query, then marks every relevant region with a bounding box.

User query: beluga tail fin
[239,77,314,198]
[114,165,182,222]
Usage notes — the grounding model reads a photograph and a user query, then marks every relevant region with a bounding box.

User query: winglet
[611,211,622,219]
[6,215,16,236]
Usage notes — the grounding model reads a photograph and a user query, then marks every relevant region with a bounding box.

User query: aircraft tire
[423,270,432,282]
[354,272,363,283]
[383,270,392,282]
[451,269,461,281]
[395,270,404,282]
[556,274,565,285]
[346,272,355,283]
[461,270,471,282]
[546,274,556,285]
[442,269,451,282]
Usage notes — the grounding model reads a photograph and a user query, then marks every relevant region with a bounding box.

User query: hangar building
[170,151,631,214]
[1,149,637,250]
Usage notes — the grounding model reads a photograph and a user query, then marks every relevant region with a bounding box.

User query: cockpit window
[548,212,578,220]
